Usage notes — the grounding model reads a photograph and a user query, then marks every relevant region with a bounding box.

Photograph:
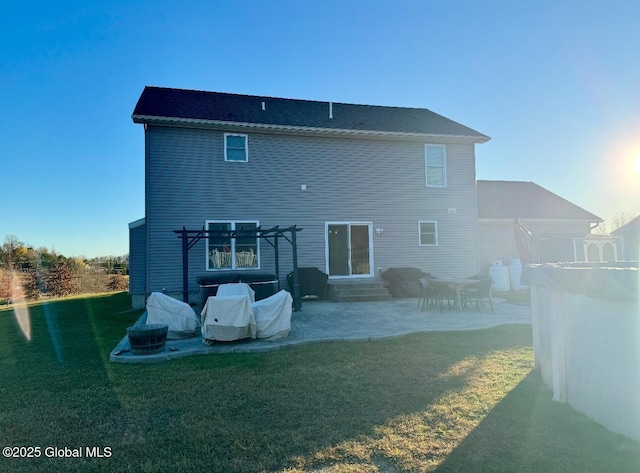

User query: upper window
[206,221,259,270]
[418,221,438,246]
[224,133,248,162]
[425,144,446,187]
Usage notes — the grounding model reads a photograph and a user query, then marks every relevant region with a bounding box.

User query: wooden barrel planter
[127,324,168,355]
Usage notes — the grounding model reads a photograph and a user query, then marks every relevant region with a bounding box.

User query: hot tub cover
[521,262,639,301]
[146,292,200,339]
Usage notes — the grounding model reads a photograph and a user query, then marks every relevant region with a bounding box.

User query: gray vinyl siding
[478,220,593,273]
[613,223,640,261]
[128,220,146,299]
[145,125,480,297]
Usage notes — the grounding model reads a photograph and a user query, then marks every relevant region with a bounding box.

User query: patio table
[429,278,479,308]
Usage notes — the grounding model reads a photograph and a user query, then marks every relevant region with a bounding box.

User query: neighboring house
[477,180,606,271]
[129,86,490,308]
[612,215,640,261]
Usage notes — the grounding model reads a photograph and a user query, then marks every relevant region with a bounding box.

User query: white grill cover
[252,290,292,341]
[146,292,200,339]
[216,282,256,302]
[201,295,256,342]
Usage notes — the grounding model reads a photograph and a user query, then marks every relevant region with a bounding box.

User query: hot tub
[197,272,279,308]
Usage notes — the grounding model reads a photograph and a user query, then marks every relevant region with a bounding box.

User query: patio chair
[418,276,444,312]
[462,277,494,313]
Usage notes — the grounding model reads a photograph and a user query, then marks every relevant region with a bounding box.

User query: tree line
[0,235,129,303]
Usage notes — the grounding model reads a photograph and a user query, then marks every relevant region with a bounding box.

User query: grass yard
[1,293,639,472]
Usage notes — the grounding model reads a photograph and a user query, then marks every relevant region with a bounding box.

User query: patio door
[326,223,372,277]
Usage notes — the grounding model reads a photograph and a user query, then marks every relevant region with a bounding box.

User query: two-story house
[129,86,490,308]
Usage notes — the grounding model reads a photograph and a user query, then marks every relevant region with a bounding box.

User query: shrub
[107,274,129,292]
[45,261,78,297]
[21,269,41,300]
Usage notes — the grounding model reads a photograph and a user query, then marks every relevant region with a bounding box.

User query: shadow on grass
[434,370,640,473]
[1,292,141,366]
[5,294,605,473]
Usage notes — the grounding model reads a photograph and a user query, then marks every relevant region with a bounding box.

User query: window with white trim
[425,144,446,187]
[224,133,248,162]
[418,221,438,246]
[206,221,259,270]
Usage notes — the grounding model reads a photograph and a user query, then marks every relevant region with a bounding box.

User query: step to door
[326,280,392,302]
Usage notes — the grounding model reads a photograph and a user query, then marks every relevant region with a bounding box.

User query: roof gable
[477,180,602,222]
[611,215,640,235]
[132,86,489,141]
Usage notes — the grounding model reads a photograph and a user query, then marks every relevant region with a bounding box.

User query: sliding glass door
[326,223,372,277]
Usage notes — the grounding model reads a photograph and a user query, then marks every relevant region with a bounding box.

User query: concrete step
[326,280,392,302]
[330,293,393,302]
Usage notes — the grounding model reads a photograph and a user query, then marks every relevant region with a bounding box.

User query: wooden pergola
[174,225,303,310]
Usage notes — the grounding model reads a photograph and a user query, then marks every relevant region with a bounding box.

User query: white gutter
[131,114,491,144]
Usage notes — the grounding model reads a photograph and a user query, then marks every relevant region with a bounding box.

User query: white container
[489,260,510,292]
[509,258,527,291]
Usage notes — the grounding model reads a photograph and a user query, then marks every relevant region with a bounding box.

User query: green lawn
[1,293,638,472]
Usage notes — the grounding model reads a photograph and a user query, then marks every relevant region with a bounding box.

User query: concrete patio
[110,297,532,363]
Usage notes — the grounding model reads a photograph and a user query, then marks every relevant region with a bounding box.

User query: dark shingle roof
[132,86,489,141]
[477,180,602,222]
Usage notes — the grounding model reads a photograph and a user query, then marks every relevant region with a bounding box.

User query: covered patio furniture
[216,282,256,302]
[287,267,328,299]
[382,267,429,298]
[145,292,200,339]
[252,290,293,340]
[200,295,256,343]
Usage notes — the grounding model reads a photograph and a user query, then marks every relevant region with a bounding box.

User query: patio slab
[109,297,531,363]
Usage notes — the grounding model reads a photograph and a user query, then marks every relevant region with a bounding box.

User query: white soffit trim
[131,115,491,144]
[128,217,146,229]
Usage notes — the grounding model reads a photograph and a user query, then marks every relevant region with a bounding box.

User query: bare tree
[1,235,24,270]
[593,211,639,235]
[610,211,638,231]
[0,268,11,302]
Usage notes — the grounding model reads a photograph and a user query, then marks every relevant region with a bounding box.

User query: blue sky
[2,0,639,258]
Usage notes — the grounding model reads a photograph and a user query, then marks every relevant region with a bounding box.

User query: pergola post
[274,234,280,291]
[291,226,301,311]
[181,226,189,303]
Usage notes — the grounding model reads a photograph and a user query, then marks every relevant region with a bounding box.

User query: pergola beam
[174,225,303,310]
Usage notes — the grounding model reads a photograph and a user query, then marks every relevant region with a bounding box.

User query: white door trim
[324,221,374,278]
